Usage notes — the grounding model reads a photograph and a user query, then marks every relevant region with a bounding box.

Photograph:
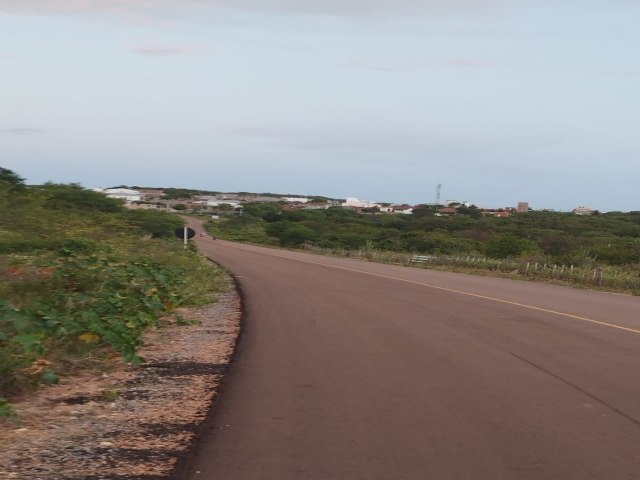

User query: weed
[0,397,20,425]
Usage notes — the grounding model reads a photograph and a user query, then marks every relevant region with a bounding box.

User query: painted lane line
[243,247,640,336]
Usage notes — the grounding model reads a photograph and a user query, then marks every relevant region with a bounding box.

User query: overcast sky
[1,1,639,211]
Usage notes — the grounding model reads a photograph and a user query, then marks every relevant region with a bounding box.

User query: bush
[485,234,539,259]
[279,224,317,246]
[121,209,184,238]
[0,168,226,398]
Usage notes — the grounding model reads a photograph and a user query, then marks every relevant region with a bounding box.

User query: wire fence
[407,255,639,291]
[304,245,640,295]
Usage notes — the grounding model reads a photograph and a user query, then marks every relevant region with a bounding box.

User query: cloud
[0,128,44,135]
[221,123,573,183]
[130,43,201,56]
[225,123,410,152]
[229,0,504,17]
[441,58,496,68]
[0,0,165,15]
[0,0,506,20]
[344,57,496,72]
[343,59,422,73]
[0,0,177,24]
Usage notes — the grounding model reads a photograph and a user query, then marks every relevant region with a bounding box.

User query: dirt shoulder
[0,286,241,480]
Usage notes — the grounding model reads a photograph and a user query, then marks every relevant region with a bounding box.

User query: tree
[242,202,282,220]
[456,205,482,219]
[279,224,317,246]
[40,183,122,213]
[0,167,26,192]
[485,234,538,259]
[411,205,438,218]
[121,210,184,238]
[0,167,27,208]
[337,233,369,249]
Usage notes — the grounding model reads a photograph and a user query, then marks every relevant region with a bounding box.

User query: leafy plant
[0,167,227,398]
[0,397,20,425]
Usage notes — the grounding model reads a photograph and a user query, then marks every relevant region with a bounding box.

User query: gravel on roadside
[0,288,241,480]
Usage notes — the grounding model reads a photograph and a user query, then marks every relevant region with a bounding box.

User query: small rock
[99,441,114,448]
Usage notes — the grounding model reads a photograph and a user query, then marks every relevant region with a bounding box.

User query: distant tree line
[211,202,640,267]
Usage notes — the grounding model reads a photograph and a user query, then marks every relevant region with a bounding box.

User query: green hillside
[0,168,226,404]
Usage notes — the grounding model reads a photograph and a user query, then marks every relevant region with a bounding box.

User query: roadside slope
[0,287,240,480]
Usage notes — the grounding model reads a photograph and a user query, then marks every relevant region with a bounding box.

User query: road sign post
[175,227,196,248]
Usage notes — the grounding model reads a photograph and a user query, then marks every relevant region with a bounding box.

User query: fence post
[593,268,603,287]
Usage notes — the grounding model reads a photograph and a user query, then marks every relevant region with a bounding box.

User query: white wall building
[207,200,242,208]
[393,206,414,215]
[342,197,380,209]
[573,206,594,215]
[101,188,143,203]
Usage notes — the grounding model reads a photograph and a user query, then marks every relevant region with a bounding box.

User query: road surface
[184,235,640,479]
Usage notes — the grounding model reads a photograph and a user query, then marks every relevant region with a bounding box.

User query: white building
[341,197,380,209]
[393,205,414,215]
[378,204,414,214]
[207,199,242,208]
[101,188,143,203]
[573,206,594,215]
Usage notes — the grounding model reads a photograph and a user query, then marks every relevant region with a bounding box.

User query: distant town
[94,187,599,217]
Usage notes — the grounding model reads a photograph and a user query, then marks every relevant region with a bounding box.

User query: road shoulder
[0,286,241,480]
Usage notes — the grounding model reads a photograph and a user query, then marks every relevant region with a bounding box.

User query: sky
[1,1,639,211]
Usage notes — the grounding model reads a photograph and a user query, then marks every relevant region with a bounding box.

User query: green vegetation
[0,168,226,403]
[207,202,640,292]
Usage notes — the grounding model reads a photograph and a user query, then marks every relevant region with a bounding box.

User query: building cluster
[341,197,414,214]
[95,188,336,211]
[94,188,595,216]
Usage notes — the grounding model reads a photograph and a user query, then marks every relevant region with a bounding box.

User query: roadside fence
[303,244,640,294]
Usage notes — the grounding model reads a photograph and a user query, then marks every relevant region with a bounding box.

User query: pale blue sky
[1,1,639,211]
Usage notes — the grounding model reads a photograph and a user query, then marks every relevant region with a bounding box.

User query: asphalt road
[184,235,640,480]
